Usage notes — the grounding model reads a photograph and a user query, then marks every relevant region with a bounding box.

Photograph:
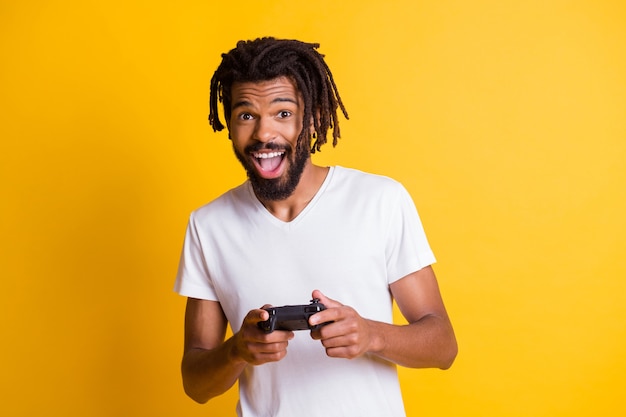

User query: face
[228,76,310,201]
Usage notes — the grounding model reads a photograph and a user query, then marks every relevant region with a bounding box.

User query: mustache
[245,142,291,153]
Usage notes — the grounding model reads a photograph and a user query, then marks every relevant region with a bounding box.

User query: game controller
[257,298,328,333]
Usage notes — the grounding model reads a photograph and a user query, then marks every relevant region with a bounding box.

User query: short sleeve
[384,184,436,283]
[173,213,219,300]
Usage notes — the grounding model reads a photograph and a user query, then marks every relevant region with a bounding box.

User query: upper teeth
[253,151,284,159]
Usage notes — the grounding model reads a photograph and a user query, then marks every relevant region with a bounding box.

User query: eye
[238,112,254,121]
[277,110,292,119]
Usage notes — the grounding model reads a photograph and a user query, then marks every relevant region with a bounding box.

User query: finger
[266,330,295,342]
[309,328,321,340]
[312,289,342,308]
[309,291,343,328]
[246,341,291,365]
[243,308,269,326]
[253,339,291,354]
[324,345,362,360]
[258,304,274,322]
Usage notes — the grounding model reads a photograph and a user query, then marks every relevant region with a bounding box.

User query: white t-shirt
[175,166,436,417]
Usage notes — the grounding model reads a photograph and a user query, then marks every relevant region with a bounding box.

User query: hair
[208,37,349,153]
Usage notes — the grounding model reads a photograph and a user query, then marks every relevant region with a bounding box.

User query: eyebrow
[231,97,299,110]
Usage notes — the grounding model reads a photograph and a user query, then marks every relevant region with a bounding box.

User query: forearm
[181,336,247,404]
[367,314,457,369]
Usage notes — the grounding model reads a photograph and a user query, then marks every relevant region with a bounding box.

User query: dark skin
[181,77,457,404]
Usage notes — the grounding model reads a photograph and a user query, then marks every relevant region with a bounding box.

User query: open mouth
[251,150,286,178]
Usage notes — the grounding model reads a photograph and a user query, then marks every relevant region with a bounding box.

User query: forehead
[230,76,301,105]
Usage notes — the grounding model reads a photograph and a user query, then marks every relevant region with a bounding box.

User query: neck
[258,160,329,222]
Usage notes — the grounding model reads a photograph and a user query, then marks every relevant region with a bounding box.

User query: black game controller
[258,298,328,333]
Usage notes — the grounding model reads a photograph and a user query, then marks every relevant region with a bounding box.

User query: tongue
[259,156,282,172]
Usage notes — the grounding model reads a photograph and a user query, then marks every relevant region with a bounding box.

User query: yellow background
[2,1,625,416]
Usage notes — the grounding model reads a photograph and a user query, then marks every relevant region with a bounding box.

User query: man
[174,37,457,417]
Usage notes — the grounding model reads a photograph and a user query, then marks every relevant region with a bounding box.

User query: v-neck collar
[246,166,335,230]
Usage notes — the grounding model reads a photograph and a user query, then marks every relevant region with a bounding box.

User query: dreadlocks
[208,37,349,153]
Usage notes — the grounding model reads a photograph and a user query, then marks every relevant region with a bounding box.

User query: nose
[253,116,276,143]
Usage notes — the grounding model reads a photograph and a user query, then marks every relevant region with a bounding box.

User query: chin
[249,175,298,201]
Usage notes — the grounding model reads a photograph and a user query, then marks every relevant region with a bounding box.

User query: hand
[231,306,294,366]
[309,290,382,359]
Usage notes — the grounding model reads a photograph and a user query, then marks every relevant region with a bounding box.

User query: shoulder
[330,166,406,197]
[189,181,254,225]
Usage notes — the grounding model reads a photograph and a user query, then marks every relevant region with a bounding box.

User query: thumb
[248,306,270,323]
[312,289,342,308]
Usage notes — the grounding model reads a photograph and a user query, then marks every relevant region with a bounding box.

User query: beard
[234,135,310,201]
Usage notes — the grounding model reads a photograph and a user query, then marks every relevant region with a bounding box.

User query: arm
[181,298,294,403]
[309,265,457,369]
